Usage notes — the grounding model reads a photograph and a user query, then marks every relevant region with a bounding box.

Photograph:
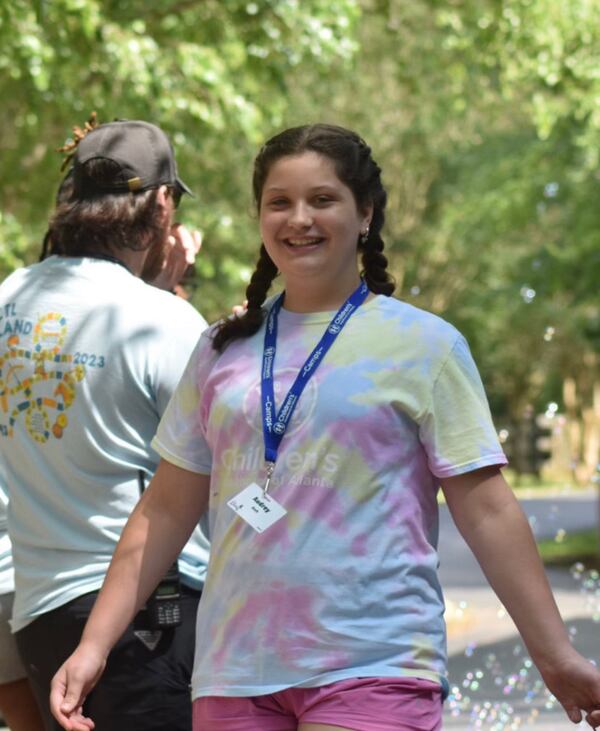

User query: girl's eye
[314,195,333,205]
[267,198,288,208]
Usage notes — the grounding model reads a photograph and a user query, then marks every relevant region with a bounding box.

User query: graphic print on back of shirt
[0,306,96,442]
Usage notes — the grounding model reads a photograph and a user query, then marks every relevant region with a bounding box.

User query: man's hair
[48,159,166,256]
[40,169,75,260]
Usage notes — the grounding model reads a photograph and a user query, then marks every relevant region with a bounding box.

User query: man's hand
[148,224,202,292]
[231,299,248,317]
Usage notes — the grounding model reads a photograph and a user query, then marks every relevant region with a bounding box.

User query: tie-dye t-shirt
[153,294,507,699]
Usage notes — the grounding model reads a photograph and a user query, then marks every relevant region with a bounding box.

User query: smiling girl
[51,124,600,731]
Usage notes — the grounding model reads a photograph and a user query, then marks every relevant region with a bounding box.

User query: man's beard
[141,222,172,283]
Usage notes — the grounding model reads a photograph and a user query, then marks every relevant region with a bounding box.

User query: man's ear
[154,185,173,226]
[156,185,169,209]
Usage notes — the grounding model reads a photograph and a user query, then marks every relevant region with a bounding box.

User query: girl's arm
[50,459,210,731]
[441,466,600,728]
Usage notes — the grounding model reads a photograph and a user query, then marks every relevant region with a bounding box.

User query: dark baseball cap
[72,120,193,198]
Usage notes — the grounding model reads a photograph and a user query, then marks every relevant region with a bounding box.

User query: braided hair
[212,123,395,352]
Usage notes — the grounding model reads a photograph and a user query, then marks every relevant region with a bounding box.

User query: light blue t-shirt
[0,256,210,631]
[153,295,507,699]
[0,486,13,596]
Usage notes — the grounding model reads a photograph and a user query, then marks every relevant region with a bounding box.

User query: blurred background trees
[1,0,598,483]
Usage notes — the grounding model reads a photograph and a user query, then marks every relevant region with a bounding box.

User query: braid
[212,244,278,352]
[359,209,395,296]
[355,148,395,296]
[360,233,395,295]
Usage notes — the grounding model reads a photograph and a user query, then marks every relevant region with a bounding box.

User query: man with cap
[0,119,210,731]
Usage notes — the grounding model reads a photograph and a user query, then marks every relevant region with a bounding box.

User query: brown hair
[47,159,167,258]
[212,123,395,352]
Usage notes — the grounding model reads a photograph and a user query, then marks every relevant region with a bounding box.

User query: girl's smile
[284,237,322,248]
[259,151,372,311]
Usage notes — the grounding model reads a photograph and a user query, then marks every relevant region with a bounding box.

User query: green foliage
[1,0,599,424]
[537,529,599,567]
[303,0,600,421]
[0,0,360,316]
[0,211,29,273]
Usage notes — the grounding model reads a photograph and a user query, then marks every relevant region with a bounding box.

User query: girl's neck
[281,275,364,313]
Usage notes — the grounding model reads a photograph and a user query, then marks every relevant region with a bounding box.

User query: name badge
[227,483,287,533]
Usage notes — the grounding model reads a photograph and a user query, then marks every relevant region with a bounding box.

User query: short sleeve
[152,331,216,474]
[0,484,13,593]
[0,483,7,529]
[419,335,507,478]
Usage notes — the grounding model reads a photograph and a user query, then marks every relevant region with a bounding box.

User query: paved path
[2,491,597,730]
[438,488,597,588]
[443,594,598,730]
[441,489,600,730]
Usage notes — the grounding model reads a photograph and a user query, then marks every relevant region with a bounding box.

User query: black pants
[16,587,200,731]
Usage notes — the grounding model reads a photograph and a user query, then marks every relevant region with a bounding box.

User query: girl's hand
[538,648,600,727]
[49,643,106,730]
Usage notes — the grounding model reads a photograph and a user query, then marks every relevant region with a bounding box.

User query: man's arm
[441,467,600,727]
[50,459,209,731]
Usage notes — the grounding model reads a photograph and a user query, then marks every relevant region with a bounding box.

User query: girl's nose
[288,202,313,228]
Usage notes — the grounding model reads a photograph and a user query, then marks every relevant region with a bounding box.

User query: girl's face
[259,152,372,295]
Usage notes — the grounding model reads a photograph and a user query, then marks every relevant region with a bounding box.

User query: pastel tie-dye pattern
[153,295,507,699]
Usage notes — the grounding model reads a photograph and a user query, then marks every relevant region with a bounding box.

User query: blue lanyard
[260,281,369,491]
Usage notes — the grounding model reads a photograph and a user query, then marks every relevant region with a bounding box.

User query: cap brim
[176,176,194,197]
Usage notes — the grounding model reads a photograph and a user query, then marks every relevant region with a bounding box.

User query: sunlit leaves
[0,0,360,299]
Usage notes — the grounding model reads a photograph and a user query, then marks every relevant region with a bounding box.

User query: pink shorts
[193,676,443,731]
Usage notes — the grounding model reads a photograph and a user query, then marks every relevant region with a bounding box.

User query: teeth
[287,238,320,246]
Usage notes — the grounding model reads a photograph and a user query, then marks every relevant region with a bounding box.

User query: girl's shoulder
[364,295,461,346]
[195,315,265,364]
